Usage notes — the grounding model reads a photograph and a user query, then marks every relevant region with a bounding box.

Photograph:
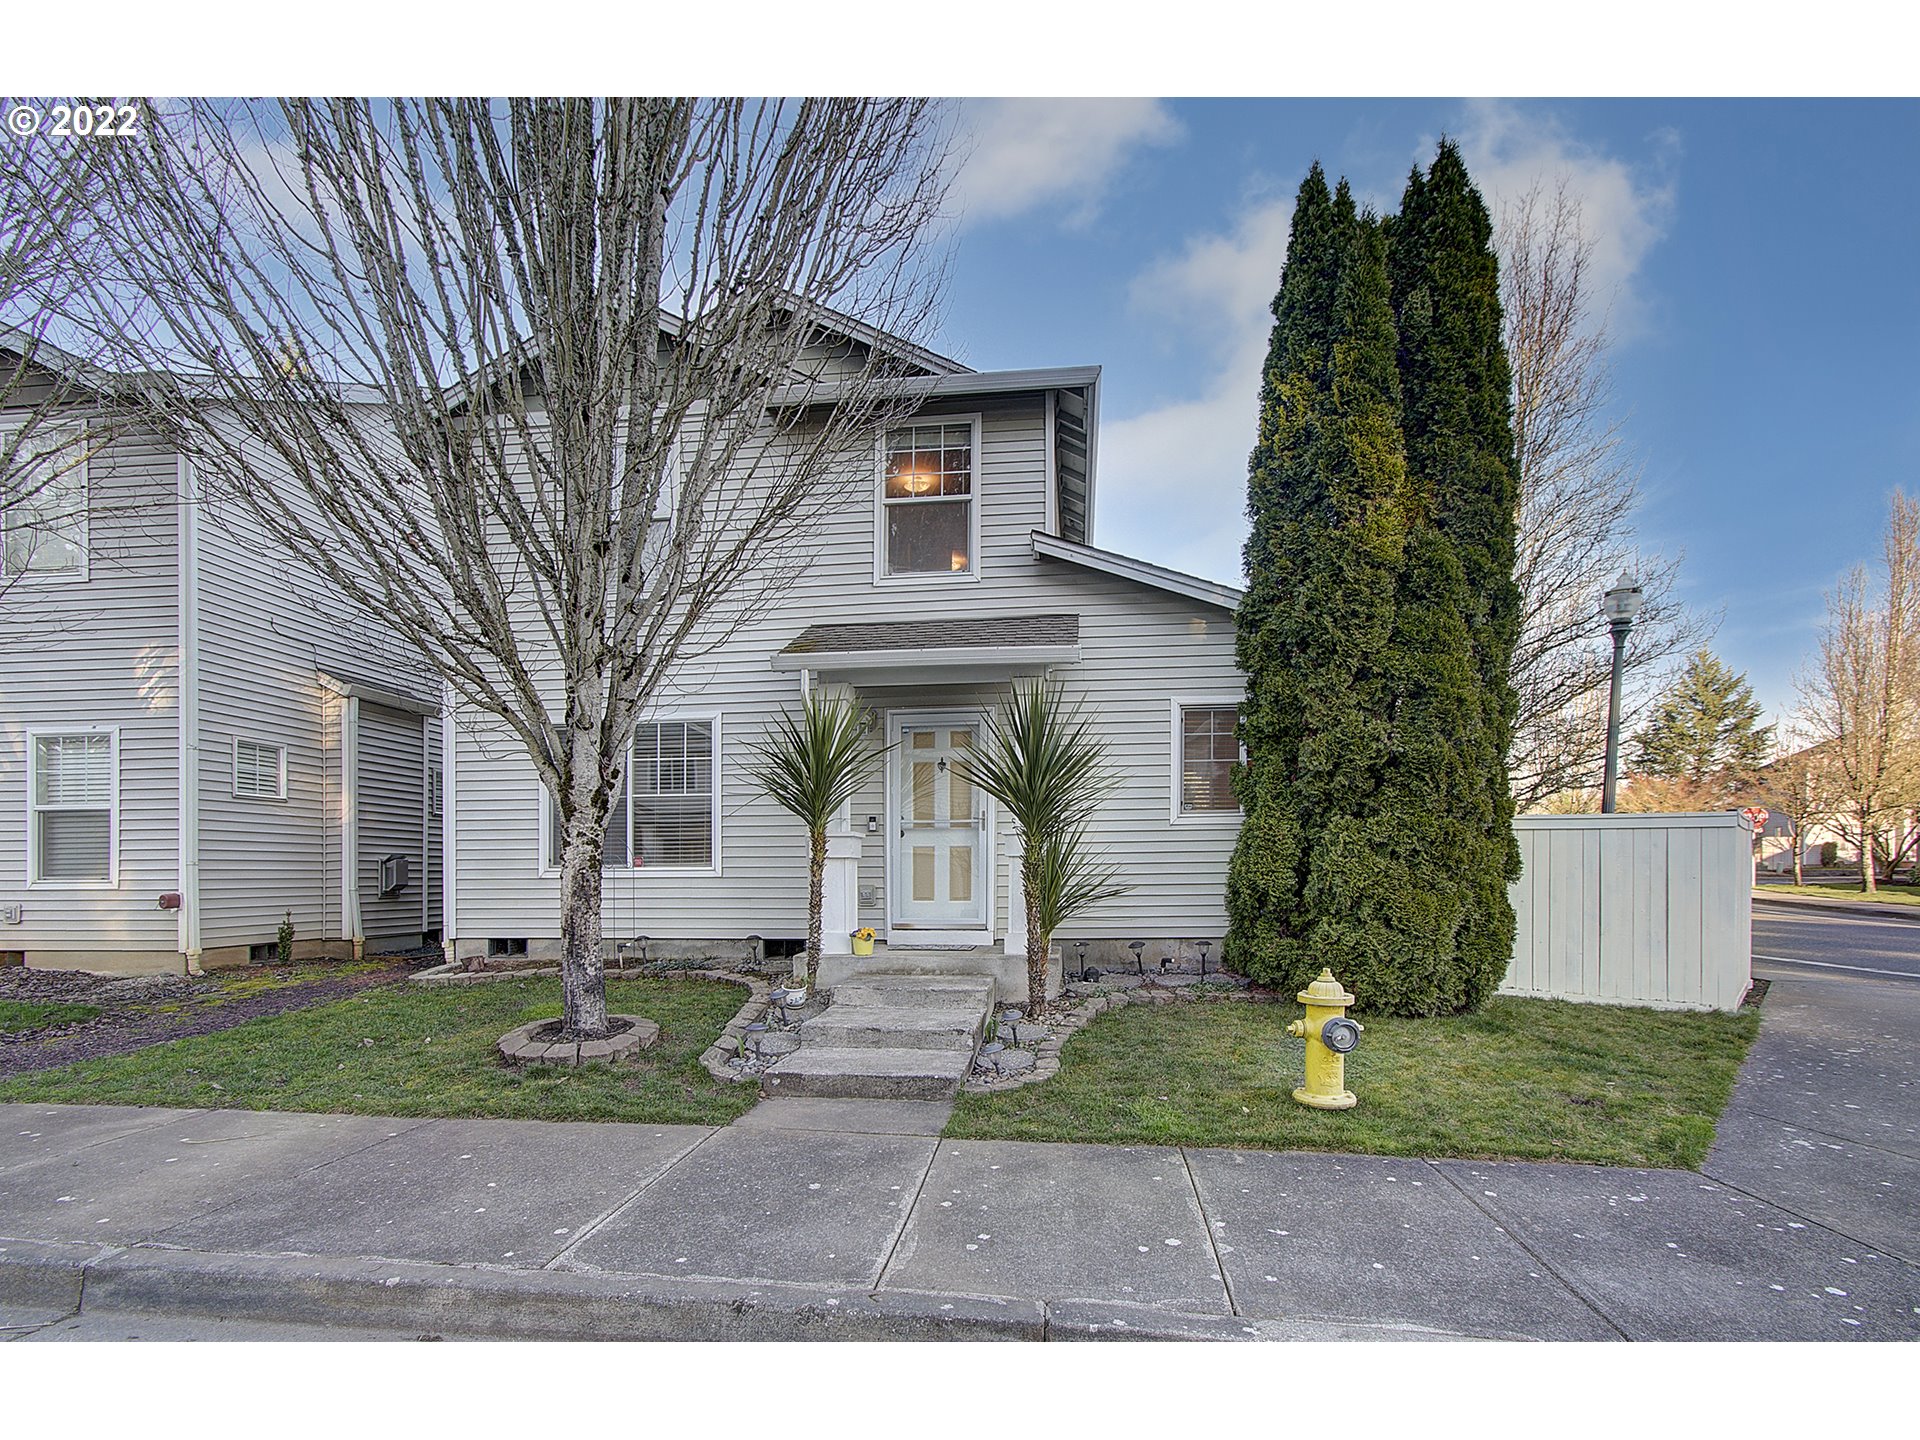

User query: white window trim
[536,710,724,878]
[231,736,289,801]
[0,422,91,584]
[872,412,984,586]
[1169,697,1245,825]
[25,723,120,888]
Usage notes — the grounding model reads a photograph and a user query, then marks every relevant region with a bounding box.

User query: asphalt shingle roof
[778,613,1079,655]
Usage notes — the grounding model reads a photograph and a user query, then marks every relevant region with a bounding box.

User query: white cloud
[1098,196,1294,583]
[949,99,1181,228]
[1451,100,1677,337]
[1096,104,1679,585]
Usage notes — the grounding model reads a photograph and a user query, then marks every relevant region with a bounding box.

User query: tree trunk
[806,827,826,995]
[1023,851,1047,1013]
[1792,833,1804,886]
[1860,810,1878,894]
[558,834,610,1038]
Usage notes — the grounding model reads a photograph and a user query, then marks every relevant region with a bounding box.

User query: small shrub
[277,910,295,966]
[1819,841,1838,868]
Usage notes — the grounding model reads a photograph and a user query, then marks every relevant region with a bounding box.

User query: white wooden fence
[1504,812,1753,1011]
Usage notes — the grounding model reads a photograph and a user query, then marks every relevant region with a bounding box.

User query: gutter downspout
[176,456,202,975]
[341,694,363,959]
[441,689,457,966]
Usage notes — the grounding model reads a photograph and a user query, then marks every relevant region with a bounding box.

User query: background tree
[1757,728,1842,884]
[743,692,884,997]
[85,98,950,1037]
[1629,648,1774,800]
[1499,182,1712,809]
[955,681,1127,1009]
[1795,493,1920,893]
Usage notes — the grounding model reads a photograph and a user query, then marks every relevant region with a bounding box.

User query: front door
[891,717,990,938]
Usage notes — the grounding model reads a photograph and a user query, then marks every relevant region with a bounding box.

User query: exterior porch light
[1600,574,1645,815]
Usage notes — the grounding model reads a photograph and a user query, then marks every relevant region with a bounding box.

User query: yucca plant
[956,680,1130,1009]
[743,693,885,994]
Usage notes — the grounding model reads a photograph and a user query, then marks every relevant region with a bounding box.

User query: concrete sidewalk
[2,971,1916,1342]
[1754,889,1920,925]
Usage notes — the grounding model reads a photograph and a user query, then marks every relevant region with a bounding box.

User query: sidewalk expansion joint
[1692,1167,1920,1269]
[869,1136,944,1293]
[1425,1159,1631,1341]
[543,1125,723,1271]
[1178,1146,1240,1317]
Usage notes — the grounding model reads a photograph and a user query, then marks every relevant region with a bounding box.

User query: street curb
[0,1243,1478,1342]
[1752,893,1920,925]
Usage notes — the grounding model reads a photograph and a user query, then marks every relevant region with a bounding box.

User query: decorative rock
[1008,1022,1049,1047]
[748,1031,800,1058]
[1101,974,1144,990]
[990,1049,1036,1075]
[1156,972,1202,987]
[1065,981,1104,997]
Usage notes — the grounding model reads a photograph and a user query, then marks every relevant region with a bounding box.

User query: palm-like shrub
[957,681,1129,1008]
[744,693,884,993]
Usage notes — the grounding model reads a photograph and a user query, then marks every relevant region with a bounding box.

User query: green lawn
[0,976,759,1127]
[947,996,1760,1169]
[1759,881,1920,907]
[0,1000,102,1032]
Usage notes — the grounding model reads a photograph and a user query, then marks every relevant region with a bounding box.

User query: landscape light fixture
[1600,573,1645,814]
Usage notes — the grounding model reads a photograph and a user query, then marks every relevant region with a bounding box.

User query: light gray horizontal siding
[192,436,439,953]
[451,396,1244,945]
[0,411,182,957]
[357,701,429,943]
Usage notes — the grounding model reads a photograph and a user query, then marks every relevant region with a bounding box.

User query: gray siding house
[447,336,1246,1000]
[1,347,442,974]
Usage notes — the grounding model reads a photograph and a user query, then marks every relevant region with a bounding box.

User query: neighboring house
[1,342,443,974]
[446,330,1246,999]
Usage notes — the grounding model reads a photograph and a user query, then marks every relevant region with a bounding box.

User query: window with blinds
[1179,706,1242,813]
[544,719,716,871]
[30,731,114,883]
[233,739,286,799]
[631,719,715,867]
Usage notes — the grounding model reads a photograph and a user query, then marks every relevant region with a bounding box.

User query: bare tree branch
[78,97,954,1036]
[1499,180,1715,809]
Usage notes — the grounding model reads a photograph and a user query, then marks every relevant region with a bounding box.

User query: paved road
[1753,901,1920,982]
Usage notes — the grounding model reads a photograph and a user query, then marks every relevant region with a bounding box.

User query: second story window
[1,424,89,581]
[881,419,976,577]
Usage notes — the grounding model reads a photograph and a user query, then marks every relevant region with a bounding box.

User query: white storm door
[893,721,989,930]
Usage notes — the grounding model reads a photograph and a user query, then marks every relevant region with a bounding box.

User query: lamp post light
[1600,573,1645,814]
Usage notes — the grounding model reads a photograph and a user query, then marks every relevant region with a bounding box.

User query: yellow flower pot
[851,935,875,957]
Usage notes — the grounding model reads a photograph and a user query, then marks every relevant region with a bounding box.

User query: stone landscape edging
[964,978,1278,1094]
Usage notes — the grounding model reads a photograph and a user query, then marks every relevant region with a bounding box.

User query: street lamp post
[1600,573,1646,814]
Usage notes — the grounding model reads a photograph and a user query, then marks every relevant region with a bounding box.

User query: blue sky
[931,98,1920,728]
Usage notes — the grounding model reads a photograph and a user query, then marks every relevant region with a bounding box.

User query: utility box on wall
[1506,812,1753,1011]
[379,853,411,898]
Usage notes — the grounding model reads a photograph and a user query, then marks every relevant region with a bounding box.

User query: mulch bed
[0,961,425,1078]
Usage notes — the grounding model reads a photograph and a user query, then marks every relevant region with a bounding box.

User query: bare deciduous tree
[1,110,116,608]
[1795,492,1920,894]
[83,97,951,1037]
[1758,727,1843,885]
[1500,181,1713,809]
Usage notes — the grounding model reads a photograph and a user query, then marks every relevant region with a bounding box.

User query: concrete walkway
[2,969,1915,1342]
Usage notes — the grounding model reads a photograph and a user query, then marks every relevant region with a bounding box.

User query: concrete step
[828,975,997,1010]
[798,1004,986,1052]
[761,1046,973,1101]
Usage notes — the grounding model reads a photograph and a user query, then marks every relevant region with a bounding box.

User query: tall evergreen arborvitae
[1226,173,1415,999]
[1380,140,1524,1012]
[1228,143,1525,1016]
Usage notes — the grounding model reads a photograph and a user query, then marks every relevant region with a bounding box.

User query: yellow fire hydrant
[1287,968,1363,1110]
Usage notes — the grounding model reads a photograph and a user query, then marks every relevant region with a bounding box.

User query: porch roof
[770,612,1081,681]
